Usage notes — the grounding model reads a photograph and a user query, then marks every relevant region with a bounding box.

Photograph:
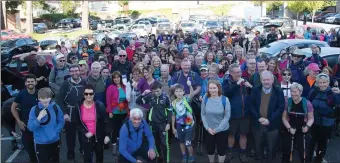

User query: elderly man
[119,108,156,163]
[86,61,107,104]
[111,50,133,82]
[49,54,69,97]
[57,65,86,160]
[159,64,171,94]
[250,71,285,163]
[223,63,252,162]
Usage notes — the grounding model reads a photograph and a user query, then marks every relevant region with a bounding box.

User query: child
[171,80,195,163]
[136,81,172,163]
[27,87,65,163]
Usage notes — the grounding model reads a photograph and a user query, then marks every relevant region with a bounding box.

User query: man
[266,27,278,45]
[119,108,156,163]
[57,65,86,160]
[103,44,114,63]
[27,87,65,163]
[184,33,195,45]
[289,49,308,82]
[67,44,80,62]
[86,62,106,104]
[111,50,133,82]
[49,54,69,97]
[305,44,328,69]
[11,74,39,162]
[159,64,172,94]
[249,59,279,88]
[250,71,285,163]
[126,40,135,61]
[170,54,183,76]
[242,58,257,81]
[192,54,204,75]
[223,64,252,163]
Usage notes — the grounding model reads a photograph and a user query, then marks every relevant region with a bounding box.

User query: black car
[1,38,39,65]
[90,20,99,30]
[55,18,78,28]
[314,13,337,23]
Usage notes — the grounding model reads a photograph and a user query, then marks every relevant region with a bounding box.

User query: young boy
[27,87,65,163]
[171,80,195,163]
[136,81,172,163]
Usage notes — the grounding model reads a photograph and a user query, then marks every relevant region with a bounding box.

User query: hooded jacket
[27,102,65,144]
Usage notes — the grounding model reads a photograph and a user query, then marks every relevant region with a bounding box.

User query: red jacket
[125,46,134,61]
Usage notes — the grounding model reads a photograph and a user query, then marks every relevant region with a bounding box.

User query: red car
[1,30,31,41]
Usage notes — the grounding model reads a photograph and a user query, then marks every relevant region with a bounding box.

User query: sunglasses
[59,60,66,62]
[84,92,94,96]
[283,73,291,76]
[119,55,126,57]
[292,55,303,58]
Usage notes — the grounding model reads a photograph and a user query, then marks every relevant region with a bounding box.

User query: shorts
[229,117,250,135]
[176,125,194,146]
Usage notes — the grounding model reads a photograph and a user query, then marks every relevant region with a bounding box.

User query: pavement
[1,126,340,163]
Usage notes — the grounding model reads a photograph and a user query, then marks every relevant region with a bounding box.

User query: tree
[266,1,283,17]
[5,1,23,14]
[287,1,307,25]
[26,1,33,34]
[82,1,89,31]
[61,0,76,16]
[305,1,325,23]
[118,0,129,15]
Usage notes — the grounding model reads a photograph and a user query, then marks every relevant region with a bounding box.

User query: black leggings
[82,136,104,163]
[35,141,60,163]
[204,129,228,156]
[110,114,127,144]
[308,124,332,162]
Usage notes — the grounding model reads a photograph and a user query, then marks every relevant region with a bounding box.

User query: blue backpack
[203,95,227,113]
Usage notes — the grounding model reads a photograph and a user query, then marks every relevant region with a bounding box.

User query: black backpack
[34,104,58,125]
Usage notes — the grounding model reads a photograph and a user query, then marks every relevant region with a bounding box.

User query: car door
[323,54,339,68]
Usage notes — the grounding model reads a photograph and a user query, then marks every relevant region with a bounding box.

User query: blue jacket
[27,102,65,144]
[304,31,312,39]
[119,120,155,163]
[250,85,285,131]
[290,61,306,83]
[308,87,340,127]
[223,76,250,119]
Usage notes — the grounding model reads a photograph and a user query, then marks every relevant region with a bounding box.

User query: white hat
[55,54,64,60]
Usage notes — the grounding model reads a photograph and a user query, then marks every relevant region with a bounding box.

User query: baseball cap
[72,44,77,48]
[82,53,89,57]
[307,63,320,71]
[78,60,87,65]
[55,54,64,60]
[200,64,208,71]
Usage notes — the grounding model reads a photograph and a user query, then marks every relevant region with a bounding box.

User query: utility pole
[26,1,33,34]
[1,1,6,29]
[82,1,89,31]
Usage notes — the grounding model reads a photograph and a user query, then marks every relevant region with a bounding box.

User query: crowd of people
[1,25,340,163]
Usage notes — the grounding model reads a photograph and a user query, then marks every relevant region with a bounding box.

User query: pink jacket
[106,84,127,113]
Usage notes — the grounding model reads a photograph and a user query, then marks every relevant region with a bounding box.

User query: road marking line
[5,149,21,163]
[1,137,21,141]
[323,159,328,163]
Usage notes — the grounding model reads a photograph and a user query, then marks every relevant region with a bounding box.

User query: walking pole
[290,134,294,162]
[303,133,306,163]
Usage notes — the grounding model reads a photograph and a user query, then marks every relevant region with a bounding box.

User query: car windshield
[158,23,170,28]
[205,21,219,26]
[2,40,16,47]
[139,21,150,25]
[181,23,194,27]
[230,21,243,26]
[133,25,144,29]
[116,19,130,24]
[158,19,169,23]
[268,21,284,26]
[260,42,288,56]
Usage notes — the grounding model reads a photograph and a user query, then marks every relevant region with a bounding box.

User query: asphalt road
[2,126,340,163]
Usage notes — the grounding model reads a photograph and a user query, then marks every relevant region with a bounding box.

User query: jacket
[111,60,132,81]
[298,76,315,98]
[307,87,340,127]
[266,33,278,44]
[106,84,128,113]
[290,60,306,83]
[48,66,69,93]
[75,100,110,142]
[250,85,285,131]
[136,93,172,124]
[86,75,107,104]
[27,102,65,144]
[119,119,155,163]
[223,76,250,119]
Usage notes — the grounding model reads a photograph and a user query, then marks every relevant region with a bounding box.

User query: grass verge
[31,29,92,41]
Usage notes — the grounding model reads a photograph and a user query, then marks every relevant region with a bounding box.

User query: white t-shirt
[281,82,295,98]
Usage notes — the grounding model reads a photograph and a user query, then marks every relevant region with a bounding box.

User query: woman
[224,43,233,52]
[201,80,231,163]
[151,56,162,80]
[106,71,129,155]
[76,85,110,163]
[126,68,143,112]
[132,52,140,66]
[147,34,158,48]
[204,51,216,66]
[234,46,245,65]
[267,57,282,82]
[225,52,234,64]
[322,66,338,87]
[137,66,155,113]
[141,53,151,66]
[219,56,230,78]
[160,48,168,64]
[282,83,314,163]
[307,74,340,162]
[182,47,190,58]
[279,49,289,70]
[300,63,320,97]
[249,39,260,55]
[134,61,145,73]
[288,31,296,39]
[281,69,295,99]
[99,58,111,72]
[216,50,224,63]
[30,55,51,90]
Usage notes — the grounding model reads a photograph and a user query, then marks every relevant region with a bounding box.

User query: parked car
[115,17,132,26]
[156,22,172,35]
[202,20,222,32]
[1,30,31,41]
[137,21,152,33]
[33,23,48,34]
[301,47,340,68]
[157,18,170,23]
[294,25,326,39]
[38,37,72,53]
[112,24,128,32]
[133,18,157,26]
[90,20,99,30]
[118,32,138,41]
[178,21,196,33]
[268,18,294,35]
[1,38,39,64]
[130,24,148,37]
[314,13,337,23]
[325,14,340,24]
[312,11,334,21]
[258,39,330,57]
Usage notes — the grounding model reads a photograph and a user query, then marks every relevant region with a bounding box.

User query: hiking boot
[225,151,234,162]
[249,149,256,157]
[112,144,117,155]
[79,149,84,155]
[188,156,195,163]
[239,153,249,163]
[67,152,75,160]
[104,143,109,149]
[11,141,18,151]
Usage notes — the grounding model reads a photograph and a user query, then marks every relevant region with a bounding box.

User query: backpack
[176,71,196,84]
[309,88,334,108]
[203,95,227,113]
[34,104,58,125]
[124,120,146,140]
[287,97,308,118]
